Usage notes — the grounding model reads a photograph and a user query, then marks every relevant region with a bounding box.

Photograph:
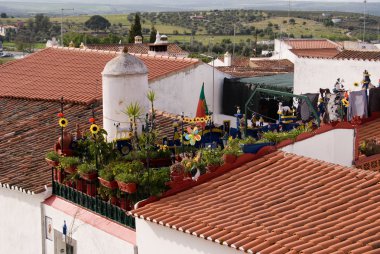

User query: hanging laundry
[369,88,380,115]
[325,93,341,122]
[299,93,319,122]
[348,90,368,121]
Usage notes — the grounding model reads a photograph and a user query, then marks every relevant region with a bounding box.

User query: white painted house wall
[272,39,297,63]
[43,204,136,254]
[150,63,228,123]
[136,220,243,254]
[0,188,49,254]
[281,128,355,167]
[294,57,380,95]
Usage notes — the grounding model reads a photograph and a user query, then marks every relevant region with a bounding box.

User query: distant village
[1,8,380,254]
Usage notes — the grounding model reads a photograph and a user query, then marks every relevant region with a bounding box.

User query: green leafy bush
[77,163,97,174]
[201,147,223,166]
[59,157,80,168]
[46,151,60,162]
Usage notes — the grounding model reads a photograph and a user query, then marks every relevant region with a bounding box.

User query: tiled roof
[217,56,250,67]
[334,50,380,61]
[133,151,380,254]
[284,39,339,49]
[86,43,188,57]
[0,98,102,194]
[0,98,188,194]
[217,59,293,78]
[290,48,340,58]
[0,47,199,104]
[357,117,380,144]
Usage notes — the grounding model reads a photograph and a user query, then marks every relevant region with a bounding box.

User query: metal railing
[52,182,136,229]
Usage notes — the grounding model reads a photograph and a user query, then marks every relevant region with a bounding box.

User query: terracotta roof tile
[132,151,380,253]
[334,50,380,61]
[0,47,199,104]
[284,39,339,49]
[290,48,340,58]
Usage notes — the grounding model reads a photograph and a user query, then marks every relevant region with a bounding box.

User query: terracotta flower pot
[55,169,63,183]
[110,196,118,205]
[170,171,185,182]
[223,154,237,164]
[46,158,59,167]
[76,179,86,192]
[64,166,77,174]
[98,177,118,190]
[80,171,98,181]
[86,182,97,196]
[117,181,137,194]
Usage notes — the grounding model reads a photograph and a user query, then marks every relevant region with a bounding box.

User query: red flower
[57,112,64,118]
[89,118,96,123]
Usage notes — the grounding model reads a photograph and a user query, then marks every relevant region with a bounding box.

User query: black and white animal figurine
[114,122,130,139]
[278,102,292,115]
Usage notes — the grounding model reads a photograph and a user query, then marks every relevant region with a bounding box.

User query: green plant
[201,147,223,166]
[239,136,256,145]
[223,137,242,156]
[99,166,115,181]
[114,160,144,183]
[140,168,170,196]
[77,163,97,174]
[59,156,80,169]
[115,172,139,184]
[46,151,60,162]
[98,186,116,201]
[123,102,143,149]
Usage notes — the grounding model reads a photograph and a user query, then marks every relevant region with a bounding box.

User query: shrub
[77,163,97,174]
[59,157,80,168]
[46,151,60,162]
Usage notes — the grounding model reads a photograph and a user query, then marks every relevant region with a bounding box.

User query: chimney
[134,35,143,44]
[148,31,169,56]
[224,51,232,67]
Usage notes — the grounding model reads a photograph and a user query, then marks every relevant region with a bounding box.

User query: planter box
[98,177,118,190]
[117,181,137,194]
[76,179,87,192]
[355,153,380,172]
[80,172,98,181]
[206,165,220,173]
[46,158,59,167]
[63,166,77,174]
[242,143,275,154]
[170,171,185,182]
[86,182,97,196]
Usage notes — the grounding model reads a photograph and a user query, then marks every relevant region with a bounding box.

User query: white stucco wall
[150,63,228,124]
[281,128,355,167]
[272,39,297,63]
[294,57,380,95]
[0,188,48,254]
[136,220,242,254]
[43,204,136,254]
[102,74,149,140]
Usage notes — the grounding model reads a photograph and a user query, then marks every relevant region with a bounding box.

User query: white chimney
[134,35,143,44]
[102,48,149,141]
[224,51,232,67]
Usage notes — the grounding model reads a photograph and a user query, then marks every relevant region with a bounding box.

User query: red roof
[133,151,380,254]
[334,50,380,61]
[290,48,340,58]
[284,39,339,49]
[358,117,380,144]
[0,47,199,104]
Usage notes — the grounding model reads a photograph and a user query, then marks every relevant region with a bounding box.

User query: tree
[128,14,143,43]
[289,18,296,25]
[149,25,157,43]
[84,15,111,32]
[0,13,7,18]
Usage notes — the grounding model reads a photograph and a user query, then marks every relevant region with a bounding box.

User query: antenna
[363,0,367,42]
[60,8,74,46]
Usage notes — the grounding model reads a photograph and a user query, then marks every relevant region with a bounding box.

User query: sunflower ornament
[59,118,68,128]
[184,126,202,146]
[342,98,349,108]
[90,124,100,135]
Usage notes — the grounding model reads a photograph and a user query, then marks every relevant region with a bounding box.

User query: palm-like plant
[146,90,156,129]
[124,102,143,149]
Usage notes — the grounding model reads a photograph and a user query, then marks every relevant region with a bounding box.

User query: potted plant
[170,163,186,182]
[46,151,60,167]
[115,161,143,194]
[140,167,170,197]
[77,163,98,181]
[222,137,241,164]
[98,186,118,205]
[240,136,274,154]
[201,147,223,172]
[59,156,80,174]
[98,163,122,190]
[359,139,380,157]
